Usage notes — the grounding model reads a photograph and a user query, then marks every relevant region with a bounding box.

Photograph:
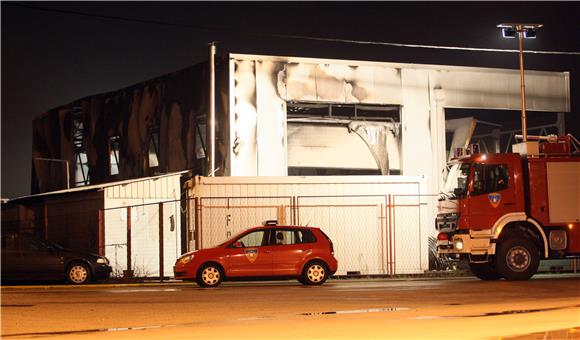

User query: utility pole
[208,42,216,176]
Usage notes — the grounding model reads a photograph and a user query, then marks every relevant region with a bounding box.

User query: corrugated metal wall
[0,190,104,253]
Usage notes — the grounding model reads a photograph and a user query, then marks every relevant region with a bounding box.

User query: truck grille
[436,213,459,232]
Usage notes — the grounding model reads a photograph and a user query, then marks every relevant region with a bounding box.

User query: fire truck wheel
[468,262,501,280]
[496,236,540,281]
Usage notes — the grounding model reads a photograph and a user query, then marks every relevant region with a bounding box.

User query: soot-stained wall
[31,58,229,194]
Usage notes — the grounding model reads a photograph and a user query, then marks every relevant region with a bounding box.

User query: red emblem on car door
[244,249,258,263]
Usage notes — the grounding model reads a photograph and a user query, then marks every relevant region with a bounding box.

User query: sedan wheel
[301,262,328,285]
[196,264,223,288]
[67,263,91,284]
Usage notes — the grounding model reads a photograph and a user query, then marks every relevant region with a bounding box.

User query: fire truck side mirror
[453,188,465,197]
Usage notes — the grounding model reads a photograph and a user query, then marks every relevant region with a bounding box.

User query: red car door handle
[263,250,272,254]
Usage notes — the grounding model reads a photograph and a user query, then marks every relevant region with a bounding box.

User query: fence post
[380,202,386,275]
[292,196,297,225]
[98,209,104,256]
[194,197,200,250]
[388,194,394,277]
[124,206,133,278]
[43,204,49,239]
[159,202,164,282]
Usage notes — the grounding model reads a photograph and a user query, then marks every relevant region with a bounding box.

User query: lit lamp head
[497,23,543,39]
[523,28,537,39]
[501,27,517,38]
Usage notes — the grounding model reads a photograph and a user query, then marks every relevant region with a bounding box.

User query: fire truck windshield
[441,163,470,200]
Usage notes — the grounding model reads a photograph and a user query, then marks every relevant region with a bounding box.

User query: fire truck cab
[436,135,580,280]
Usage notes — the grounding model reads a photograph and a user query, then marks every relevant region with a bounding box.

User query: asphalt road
[2,274,580,339]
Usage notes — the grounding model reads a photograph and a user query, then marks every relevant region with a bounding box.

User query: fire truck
[436,135,580,280]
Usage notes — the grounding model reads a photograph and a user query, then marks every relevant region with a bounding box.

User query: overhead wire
[5,2,580,56]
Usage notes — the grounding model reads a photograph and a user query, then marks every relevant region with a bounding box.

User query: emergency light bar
[453,143,481,159]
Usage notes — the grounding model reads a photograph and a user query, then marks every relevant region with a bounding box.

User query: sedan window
[233,230,266,248]
[301,230,317,244]
[1,234,18,250]
[20,238,45,251]
[272,230,317,246]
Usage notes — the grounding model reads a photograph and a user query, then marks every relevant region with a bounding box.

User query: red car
[174,223,338,287]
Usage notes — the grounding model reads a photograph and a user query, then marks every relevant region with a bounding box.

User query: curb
[2,272,578,290]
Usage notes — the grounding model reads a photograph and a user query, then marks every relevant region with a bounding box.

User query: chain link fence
[194,194,438,276]
[101,193,439,278]
[5,189,576,281]
[95,193,580,280]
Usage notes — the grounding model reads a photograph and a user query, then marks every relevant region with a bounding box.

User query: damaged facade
[31,53,570,197]
[227,54,570,196]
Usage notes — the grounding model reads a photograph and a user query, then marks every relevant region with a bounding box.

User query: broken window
[109,136,120,176]
[148,124,160,168]
[195,118,207,160]
[72,107,90,186]
[287,102,401,122]
[287,102,402,176]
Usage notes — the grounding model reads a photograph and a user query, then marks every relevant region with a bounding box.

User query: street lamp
[33,157,70,190]
[497,23,543,143]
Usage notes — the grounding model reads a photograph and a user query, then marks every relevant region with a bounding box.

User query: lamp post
[33,157,70,190]
[208,42,216,177]
[497,23,543,143]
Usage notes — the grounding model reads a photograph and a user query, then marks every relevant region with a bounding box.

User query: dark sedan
[1,234,112,284]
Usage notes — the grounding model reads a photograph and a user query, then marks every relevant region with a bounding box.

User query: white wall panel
[401,69,433,185]
[103,174,182,277]
[287,124,378,169]
[256,61,287,175]
[231,59,258,175]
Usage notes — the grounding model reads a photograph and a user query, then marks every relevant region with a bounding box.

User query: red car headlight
[177,254,194,265]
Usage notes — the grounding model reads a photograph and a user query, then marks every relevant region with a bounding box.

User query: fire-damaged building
[2,53,572,277]
[27,53,571,195]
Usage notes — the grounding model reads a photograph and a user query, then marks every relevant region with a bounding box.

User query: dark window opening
[288,167,394,176]
[148,124,160,169]
[195,118,207,160]
[109,136,121,176]
[287,102,401,122]
[72,107,90,186]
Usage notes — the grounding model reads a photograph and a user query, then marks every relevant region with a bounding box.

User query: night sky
[2,1,579,199]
